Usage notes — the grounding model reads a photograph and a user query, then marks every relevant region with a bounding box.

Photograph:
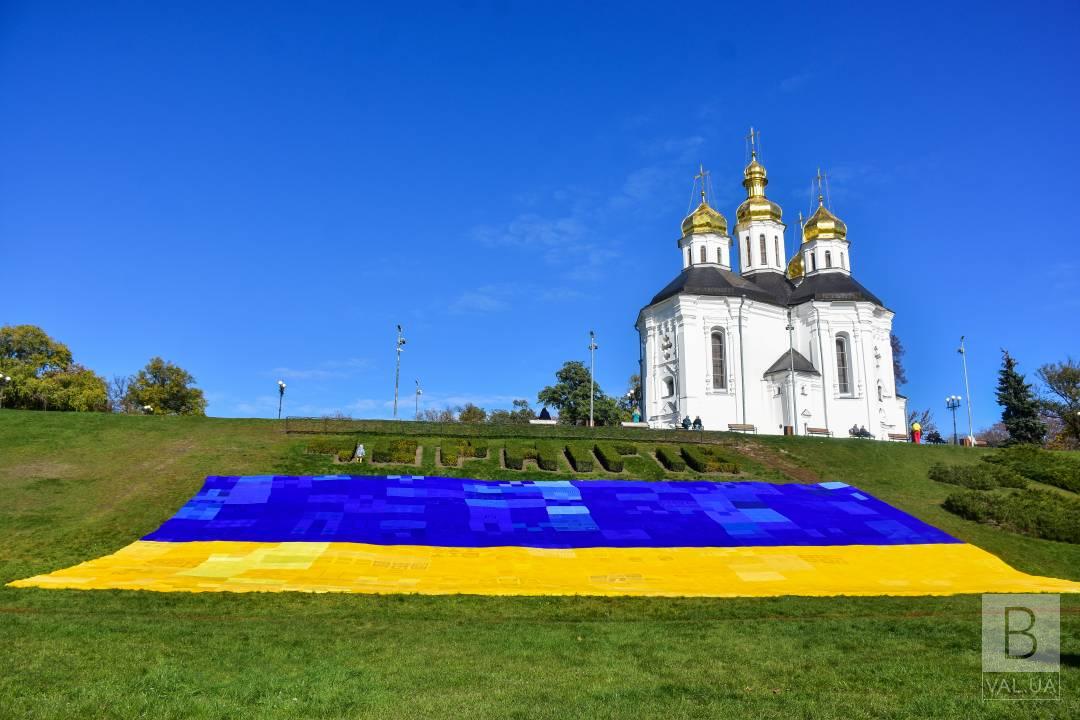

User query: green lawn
[1,410,1077,719]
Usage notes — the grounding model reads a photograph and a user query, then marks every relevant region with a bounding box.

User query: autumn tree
[123,357,207,416]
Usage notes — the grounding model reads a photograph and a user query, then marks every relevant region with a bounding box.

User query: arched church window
[810,252,817,271]
[661,377,675,398]
[700,245,707,264]
[745,237,752,267]
[774,237,780,267]
[877,383,883,402]
[759,234,767,266]
[841,251,846,269]
[825,250,832,268]
[687,249,692,267]
[717,247,723,264]
[835,334,852,395]
[710,329,727,390]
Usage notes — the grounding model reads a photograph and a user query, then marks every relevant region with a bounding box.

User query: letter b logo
[983,595,1059,673]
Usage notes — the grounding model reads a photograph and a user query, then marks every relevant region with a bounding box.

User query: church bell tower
[735,129,787,277]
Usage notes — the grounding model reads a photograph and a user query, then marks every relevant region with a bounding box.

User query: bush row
[983,445,1080,494]
[943,489,1080,544]
[371,439,419,464]
[655,446,686,471]
[503,442,535,470]
[440,440,489,467]
[613,442,638,456]
[535,442,560,471]
[565,444,595,473]
[593,443,624,473]
[927,463,1027,490]
[680,445,740,474]
[305,436,354,455]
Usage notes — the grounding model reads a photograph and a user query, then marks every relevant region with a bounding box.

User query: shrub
[943,489,1080,544]
[535,442,560,472]
[983,445,1080,493]
[336,448,356,463]
[462,439,488,459]
[440,444,460,467]
[614,442,638,456]
[565,444,595,473]
[593,443,624,472]
[680,445,741,474]
[655,446,686,471]
[305,436,353,455]
[372,439,418,464]
[927,463,1026,490]
[504,442,528,470]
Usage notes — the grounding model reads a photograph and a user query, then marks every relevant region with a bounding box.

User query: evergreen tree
[995,350,1045,445]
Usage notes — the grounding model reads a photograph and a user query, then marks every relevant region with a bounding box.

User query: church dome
[802,200,847,242]
[736,155,783,225]
[681,201,728,237]
[786,250,804,279]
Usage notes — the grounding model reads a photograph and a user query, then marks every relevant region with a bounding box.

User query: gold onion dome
[681,200,728,236]
[786,250,804,280]
[736,154,783,225]
[802,198,848,242]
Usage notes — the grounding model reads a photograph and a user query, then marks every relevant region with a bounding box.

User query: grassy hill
[1,410,1076,719]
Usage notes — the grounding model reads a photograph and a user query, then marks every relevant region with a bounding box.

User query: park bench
[887,433,909,442]
[528,419,556,425]
[806,426,833,437]
[620,421,649,428]
[727,423,757,434]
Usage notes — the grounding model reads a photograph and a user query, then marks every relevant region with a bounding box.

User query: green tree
[995,350,1045,445]
[890,333,907,386]
[618,374,641,412]
[40,364,108,412]
[123,357,207,416]
[537,361,623,426]
[488,399,534,424]
[458,403,487,423]
[0,325,107,411]
[1037,357,1080,445]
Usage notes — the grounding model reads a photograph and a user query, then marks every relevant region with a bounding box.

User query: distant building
[636,141,906,437]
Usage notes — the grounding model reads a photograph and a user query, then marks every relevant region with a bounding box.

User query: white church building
[635,144,907,438]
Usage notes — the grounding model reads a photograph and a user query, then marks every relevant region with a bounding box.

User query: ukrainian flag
[11,476,1079,596]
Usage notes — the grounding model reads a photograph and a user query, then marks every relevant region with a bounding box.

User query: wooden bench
[805,427,833,437]
[727,423,757,434]
[620,421,649,428]
[887,433,909,442]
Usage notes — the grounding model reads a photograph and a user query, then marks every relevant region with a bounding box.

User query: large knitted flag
[11,475,1079,596]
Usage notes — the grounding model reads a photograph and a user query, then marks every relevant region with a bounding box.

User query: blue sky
[2,1,1077,430]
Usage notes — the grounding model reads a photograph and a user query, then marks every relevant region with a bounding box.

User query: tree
[976,422,1010,447]
[905,408,937,435]
[924,430,946,444]
[1037,357,1080,445]
[537,361,623,426]
[995,350,1045,445]
[123,357,207,416]
[0,325,107,411]
[890,333,907,387]
[458,403,487,424]
[107,374,132,413]
[39,364,108,412]
[618,374,641,412]
[488,399,534,425]
[420,407,456,422]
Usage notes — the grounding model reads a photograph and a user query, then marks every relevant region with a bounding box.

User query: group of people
[680,415,704,431]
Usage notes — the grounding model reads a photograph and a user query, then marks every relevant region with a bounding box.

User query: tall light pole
[786,310,798,435]
[588,330,598,428]
[958,336,975,445]
[277,380,286,420]
[945,395,961,445]
[415,379,422,421]
[393,325,406,420]
[0,375,10,409]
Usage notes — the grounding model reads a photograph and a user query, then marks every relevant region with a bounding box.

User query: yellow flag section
[11,540,1080,597]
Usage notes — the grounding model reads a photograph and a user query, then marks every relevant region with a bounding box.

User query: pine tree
[995,350,1046,445]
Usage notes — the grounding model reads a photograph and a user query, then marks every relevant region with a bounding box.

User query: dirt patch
[731,442,820,483]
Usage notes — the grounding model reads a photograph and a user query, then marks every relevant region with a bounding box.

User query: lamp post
[588,330,598,428]
[958,336,975,445]
[945,395,961,445]
[393,325,406,420]
[142,405,153,415]
[277,380,287,420]
[0,375,10,409]
[415,379,422,421]
[786,310,798,435]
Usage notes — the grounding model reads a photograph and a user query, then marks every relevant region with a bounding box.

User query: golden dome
[786,249,804,279]
[802,199,847,242]
[681,200,728,237]
[735,153,783,225]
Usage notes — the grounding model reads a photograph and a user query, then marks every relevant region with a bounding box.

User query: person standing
[356,443,366,463]
[911,422,922,444]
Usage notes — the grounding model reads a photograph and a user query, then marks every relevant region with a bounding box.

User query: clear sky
[2,1,1077,430]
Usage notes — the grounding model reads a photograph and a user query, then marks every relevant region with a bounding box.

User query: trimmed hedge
[336,447,356,463]
[680,445,740,474]
[593,443,624,473]
[504,442,537,470]
[535,442,560,471]
[927,463,1027,490]
[983,445,1080,494]
[305,436,353,455]
[371,439,419,464]
[565,444,595,473]
[462,439,488,459]
[655,446,686,472]
[943,489,1080,544]
[440,445,460,467]
[614,442,638,456]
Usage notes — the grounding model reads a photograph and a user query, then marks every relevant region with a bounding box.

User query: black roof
[787,272,884,306]
[644,267,887,311]
[648,266,778,306]
[764,349,819,376]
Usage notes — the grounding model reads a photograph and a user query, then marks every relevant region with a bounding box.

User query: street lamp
[0,375,10,410]
[142,405,153,415]
[945,395,962,445]
[415,379,422,421]
[958,336,975,446]
[277,380,287,420]
[785,310,798,435]
[393,325,406,420]
[588,330,598,428]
